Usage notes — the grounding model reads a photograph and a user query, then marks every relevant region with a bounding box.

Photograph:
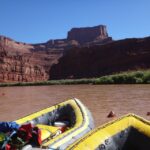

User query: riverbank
[0,70,150,87]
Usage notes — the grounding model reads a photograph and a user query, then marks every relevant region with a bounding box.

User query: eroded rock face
[67,25,112,45]
[0,24,112,82]
[0,36,62,82]
[0,36,33,53]
[50,37,150,79]
[0,56,47,82]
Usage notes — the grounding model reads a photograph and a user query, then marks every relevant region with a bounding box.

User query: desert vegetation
[0,70,150,87]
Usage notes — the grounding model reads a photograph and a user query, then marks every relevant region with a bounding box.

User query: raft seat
[36,124,60,141]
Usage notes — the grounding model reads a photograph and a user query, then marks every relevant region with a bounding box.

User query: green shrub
[133,71,144,78]
[95,76,114,84]
[143,72,150,83]
[1,70,150,87]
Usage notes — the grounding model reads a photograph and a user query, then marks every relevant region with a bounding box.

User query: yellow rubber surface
[67,114,150,150]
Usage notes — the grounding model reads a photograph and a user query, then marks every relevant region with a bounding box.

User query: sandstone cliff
[3,25,150,82]
[0,25,112,82]
[0,36,63,82]
[67,25,112,45]
[50,37,150,79]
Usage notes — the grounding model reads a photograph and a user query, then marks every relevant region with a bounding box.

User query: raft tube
[67,114,150,150]
[15,98,94,149]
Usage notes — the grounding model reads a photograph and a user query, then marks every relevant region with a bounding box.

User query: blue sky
[0,0,150,43]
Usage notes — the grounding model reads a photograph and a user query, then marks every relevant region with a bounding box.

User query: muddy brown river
[0,85,150,127]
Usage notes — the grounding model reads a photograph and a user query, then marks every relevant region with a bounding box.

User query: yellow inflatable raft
[15,98,94,149]
[67,114,150,150]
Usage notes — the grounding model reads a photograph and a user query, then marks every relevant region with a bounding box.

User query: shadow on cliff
[50,37,150,80]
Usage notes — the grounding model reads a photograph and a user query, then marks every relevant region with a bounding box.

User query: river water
[0,85,150,127]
